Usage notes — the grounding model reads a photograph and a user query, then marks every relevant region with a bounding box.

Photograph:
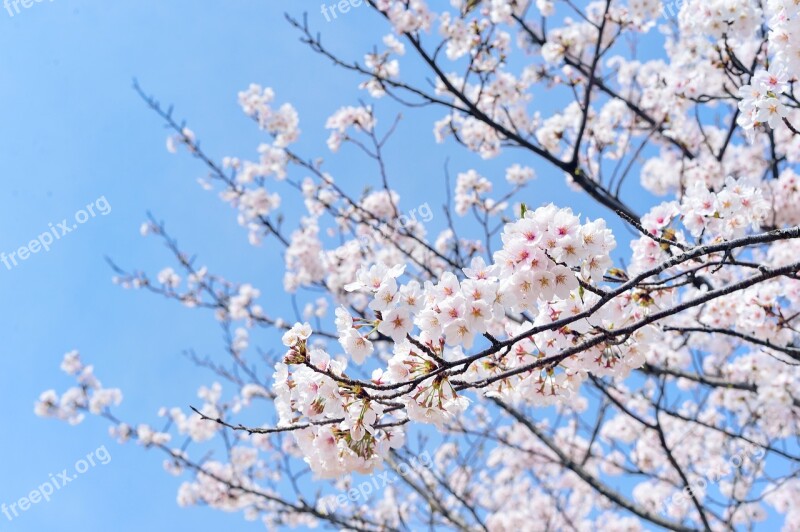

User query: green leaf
[464,0,482,14]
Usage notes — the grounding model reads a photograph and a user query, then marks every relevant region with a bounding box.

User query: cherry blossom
[36,3,800,530]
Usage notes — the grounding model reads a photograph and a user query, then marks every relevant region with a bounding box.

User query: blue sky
[0,1,661,531]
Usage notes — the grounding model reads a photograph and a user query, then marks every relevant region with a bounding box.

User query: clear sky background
[0,1,665,531]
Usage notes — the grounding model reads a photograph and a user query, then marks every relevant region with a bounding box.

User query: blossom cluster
[629,176,770,275]
[35,351,122,425]
[273,323,405,477]
[735,1,800,137]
